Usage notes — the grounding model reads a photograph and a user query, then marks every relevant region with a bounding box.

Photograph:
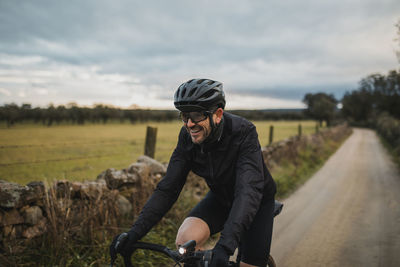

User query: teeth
[191,128,201,133]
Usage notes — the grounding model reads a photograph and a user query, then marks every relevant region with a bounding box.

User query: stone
[0,208,24,226]
[2,224,24,239]
[22,218,47,239]
[23,206,43,225]
[128,162,151,179]
[0,180,44,209]
[80,181,109,199]
[54,180,71,198]
[103,168,140,190]
[118,187,136,200]
[96,170,107,181]
[70,181,82,198]
[26,181,45,201]
[116,194,132,216]
[57,198,73,209]
[3,225,12,237]
[137,155,167,174]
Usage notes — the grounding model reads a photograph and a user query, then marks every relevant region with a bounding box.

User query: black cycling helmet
[174,78,226,112]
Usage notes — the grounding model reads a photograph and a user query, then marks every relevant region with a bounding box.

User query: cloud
[0,0,399,108]
[227,94,305,109]
[0,88,11,96]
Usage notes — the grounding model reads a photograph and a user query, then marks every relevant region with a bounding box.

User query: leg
[176,191,230,250]
[240,198,275,267]
[176,216,211,250]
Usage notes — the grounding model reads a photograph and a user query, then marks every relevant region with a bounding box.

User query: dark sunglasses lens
[190,112,206,123]
[180,112,189,122]
[180,112,206,123]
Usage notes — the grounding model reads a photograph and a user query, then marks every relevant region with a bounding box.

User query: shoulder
[223,112,260,153]
[223,112,256,137]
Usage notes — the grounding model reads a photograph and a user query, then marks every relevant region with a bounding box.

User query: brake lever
[203,250,212,267]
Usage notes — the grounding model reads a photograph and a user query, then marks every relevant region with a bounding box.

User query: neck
[200,115,224,152]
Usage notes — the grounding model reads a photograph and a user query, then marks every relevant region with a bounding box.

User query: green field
[0,120,320,184]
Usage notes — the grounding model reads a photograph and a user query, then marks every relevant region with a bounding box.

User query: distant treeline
[341,69,400,160]
[341,69,400,123]
[0,104,179,127]
[301,69,400,128]
[0,103,308,127]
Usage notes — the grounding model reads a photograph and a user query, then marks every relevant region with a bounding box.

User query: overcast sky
[0,0,399,109]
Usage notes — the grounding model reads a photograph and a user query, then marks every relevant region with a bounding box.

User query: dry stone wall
[0,155,167,249]
[262,123,351,170]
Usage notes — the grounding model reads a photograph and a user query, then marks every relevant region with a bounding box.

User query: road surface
[271,128,400,267]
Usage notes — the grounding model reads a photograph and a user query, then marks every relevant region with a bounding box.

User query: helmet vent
[197,79,206,84]
[188,87,197,97]
[181,88,187,97]
[201,89,216,99]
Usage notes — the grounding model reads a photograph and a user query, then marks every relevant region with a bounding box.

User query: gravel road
[271,128,400,267]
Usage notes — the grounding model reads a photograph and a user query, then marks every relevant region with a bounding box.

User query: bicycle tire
[267,255,276,267]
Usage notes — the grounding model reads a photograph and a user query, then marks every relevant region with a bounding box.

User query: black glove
[110,229,140,265]
[210,244,230,267]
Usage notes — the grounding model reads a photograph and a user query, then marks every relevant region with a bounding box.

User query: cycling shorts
[187,191,274,267]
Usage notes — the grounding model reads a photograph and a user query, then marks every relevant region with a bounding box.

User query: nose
[186,118,195,127]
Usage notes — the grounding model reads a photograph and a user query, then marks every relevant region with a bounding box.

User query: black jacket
[131,112,276,253]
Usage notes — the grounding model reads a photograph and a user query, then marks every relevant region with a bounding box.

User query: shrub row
[374,113,400,156]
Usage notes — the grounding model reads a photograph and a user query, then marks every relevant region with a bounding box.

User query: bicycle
[113,200,283,267]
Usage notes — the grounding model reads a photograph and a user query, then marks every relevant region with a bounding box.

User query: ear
[214,108,224,124]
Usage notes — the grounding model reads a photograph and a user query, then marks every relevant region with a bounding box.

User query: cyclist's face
[183,108,223,144]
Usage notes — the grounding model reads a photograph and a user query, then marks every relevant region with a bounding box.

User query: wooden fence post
[298,124,302,137]
[269,125,274,145]
[144,126,157,158]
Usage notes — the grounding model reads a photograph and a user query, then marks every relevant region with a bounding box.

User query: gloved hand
[110,229,140,265]
[210,244,230,267]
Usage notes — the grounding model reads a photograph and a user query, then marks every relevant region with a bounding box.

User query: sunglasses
[179,111,212,124]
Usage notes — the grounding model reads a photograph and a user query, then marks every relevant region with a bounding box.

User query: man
[110,78,276,267]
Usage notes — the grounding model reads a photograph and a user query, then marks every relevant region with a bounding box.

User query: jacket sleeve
[217,125,267,254]
[131,127,191,239]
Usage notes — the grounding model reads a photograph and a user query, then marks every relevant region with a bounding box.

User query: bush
[374,113,400,157]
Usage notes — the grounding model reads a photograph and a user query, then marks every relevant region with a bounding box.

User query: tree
[2,103,20,127]
[303,93,338,126]
[341,88,374,123]
[341,70,400,124]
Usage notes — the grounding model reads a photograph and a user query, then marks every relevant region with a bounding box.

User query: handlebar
[120,240,213,267]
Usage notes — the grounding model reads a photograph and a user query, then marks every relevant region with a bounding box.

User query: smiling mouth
[190,129,201,134]
[189,126,202,135]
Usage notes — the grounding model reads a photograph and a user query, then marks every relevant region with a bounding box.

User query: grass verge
[377,134,400,170]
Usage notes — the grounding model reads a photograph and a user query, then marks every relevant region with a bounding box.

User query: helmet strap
[203,113,224,145]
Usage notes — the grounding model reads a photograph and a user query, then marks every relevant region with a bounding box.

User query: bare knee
[176,217,210,249]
